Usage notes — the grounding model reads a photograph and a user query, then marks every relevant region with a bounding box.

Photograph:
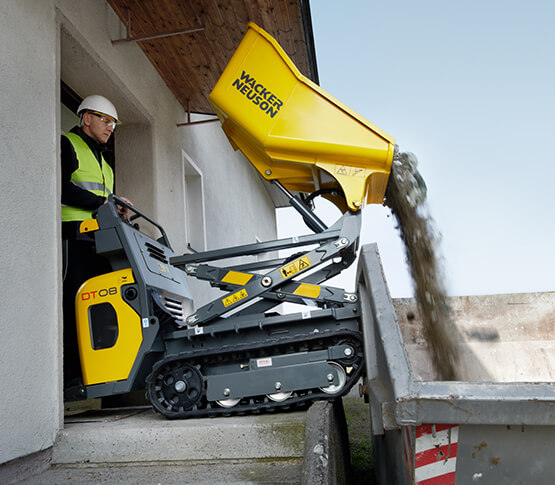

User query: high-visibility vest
[61,132,114,222]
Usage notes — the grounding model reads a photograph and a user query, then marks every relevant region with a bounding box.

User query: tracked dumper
[67,23,395,419]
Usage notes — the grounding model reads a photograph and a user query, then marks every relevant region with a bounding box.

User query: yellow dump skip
[209,22,395,212]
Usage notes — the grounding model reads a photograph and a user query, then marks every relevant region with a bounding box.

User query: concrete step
[18,460,303,484]
[17,401,350,484]
[53,407,307,464]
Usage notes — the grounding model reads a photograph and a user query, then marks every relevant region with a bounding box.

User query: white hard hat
[77,95,118,121]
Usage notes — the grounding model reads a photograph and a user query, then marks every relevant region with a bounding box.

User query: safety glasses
[88,111,117,129]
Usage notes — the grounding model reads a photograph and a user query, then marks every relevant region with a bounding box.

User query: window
[182,151,206,252]
[89,303,119,350]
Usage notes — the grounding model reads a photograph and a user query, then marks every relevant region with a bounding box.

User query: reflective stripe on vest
[61,132,114,222]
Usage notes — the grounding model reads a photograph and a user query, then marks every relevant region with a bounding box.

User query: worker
[61,94,130,390]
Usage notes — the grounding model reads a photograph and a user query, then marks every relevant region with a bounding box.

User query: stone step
[18,459,303,485]
[53,407,307,465]
[16,401,350,484]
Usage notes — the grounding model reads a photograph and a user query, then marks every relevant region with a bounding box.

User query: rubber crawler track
[146,329,365,419]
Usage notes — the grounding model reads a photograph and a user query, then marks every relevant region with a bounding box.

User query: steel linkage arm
[177,210,361,326]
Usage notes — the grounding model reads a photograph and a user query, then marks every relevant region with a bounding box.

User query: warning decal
[335,165,367,178]
[279,255,312,279]
[222,289,249,307]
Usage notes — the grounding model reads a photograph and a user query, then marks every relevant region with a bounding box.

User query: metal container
[358,243,555,484]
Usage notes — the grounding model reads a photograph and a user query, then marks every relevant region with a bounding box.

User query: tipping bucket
[209,23,395,212]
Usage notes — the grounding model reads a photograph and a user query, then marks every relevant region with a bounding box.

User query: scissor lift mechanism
[173,183,360,326]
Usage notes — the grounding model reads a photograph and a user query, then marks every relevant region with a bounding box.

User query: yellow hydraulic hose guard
[209,22,395,212]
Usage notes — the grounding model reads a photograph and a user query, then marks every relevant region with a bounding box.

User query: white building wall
[0,0,62,465]
[0,0,276,466]
[179,115,277,306]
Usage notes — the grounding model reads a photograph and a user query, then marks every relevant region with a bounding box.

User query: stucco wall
[0,0,276,466]
[179,114,278,306]
[0,0,61,465]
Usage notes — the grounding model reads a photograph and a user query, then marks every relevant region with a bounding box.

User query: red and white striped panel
[405,424,459,485]
[415,424,459,484]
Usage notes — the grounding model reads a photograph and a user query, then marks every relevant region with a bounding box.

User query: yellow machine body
[75,268,143,386]
[209,22,395,212]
